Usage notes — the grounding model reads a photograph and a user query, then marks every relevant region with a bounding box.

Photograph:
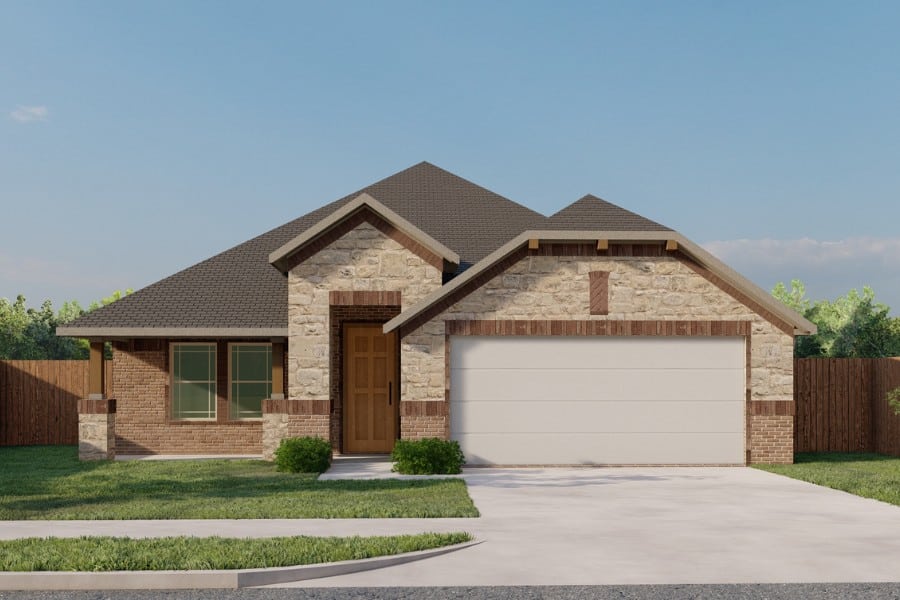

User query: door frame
[342,322,400,453]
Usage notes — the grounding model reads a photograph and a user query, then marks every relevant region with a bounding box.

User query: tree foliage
[0,290,132,360]
[772,280,900,358]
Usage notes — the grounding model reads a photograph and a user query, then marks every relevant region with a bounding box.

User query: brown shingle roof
[547,194,671,231]
[60,163,675,333]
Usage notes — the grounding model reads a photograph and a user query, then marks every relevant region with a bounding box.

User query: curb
[0,539,482,590]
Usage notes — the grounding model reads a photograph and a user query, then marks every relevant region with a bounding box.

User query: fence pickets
[0,360,112,446]
[794,357,900,456]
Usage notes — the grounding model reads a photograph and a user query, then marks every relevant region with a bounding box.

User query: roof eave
[384,230,817,336]
[55,327,289,339]
[268,193,460,272]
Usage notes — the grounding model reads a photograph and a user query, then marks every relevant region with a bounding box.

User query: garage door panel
[450,336,745,371]
[449,368,744,402]
[454,432,745,465]
[451,400,744,434]
[449,335,745,465]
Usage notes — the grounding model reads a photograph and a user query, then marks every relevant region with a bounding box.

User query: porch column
[78,341,116,460]
[262,342,287,460]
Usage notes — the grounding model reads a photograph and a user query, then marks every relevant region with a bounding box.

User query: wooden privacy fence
[794,357,900,456]
[0,360,113,446]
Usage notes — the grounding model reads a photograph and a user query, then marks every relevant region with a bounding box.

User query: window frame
[170,342,218,421]
[227,342,272,421]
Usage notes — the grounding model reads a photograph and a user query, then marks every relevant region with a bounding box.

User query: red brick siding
[750,415,793,463]
[112,339,286,455]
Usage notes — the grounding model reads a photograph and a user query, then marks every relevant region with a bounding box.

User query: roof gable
[383,230,817,336]
[268,193,460,273]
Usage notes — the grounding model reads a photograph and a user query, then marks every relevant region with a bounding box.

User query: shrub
[889,386,900,417]
[391,438,465,475]
[274,437,332,474]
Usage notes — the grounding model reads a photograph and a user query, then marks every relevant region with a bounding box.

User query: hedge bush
[391,438,465,475]
[274,437,332,474]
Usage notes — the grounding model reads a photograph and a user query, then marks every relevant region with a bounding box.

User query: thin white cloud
[702,237,900,312]
[703,237,900,268]
[9,105,48,123]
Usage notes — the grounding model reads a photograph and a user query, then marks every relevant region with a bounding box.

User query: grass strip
[0,533,472,572]
[753,452,900,507]
[0,446,479,519]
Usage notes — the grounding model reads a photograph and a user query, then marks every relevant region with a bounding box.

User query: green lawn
[0,533,472,571]
[753,452,900,507]
[0,446,479,520]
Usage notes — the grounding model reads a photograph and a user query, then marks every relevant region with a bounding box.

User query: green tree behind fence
[0,290,132,360]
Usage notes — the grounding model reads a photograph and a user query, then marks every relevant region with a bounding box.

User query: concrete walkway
[4,465,900,586]
[318,454,459,480]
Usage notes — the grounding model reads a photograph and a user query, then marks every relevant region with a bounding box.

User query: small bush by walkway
[0,446,479,520]
[753,452,900,507]
[0,533,472,571]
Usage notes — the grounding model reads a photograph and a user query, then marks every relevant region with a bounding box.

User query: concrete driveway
[275,466,900,587]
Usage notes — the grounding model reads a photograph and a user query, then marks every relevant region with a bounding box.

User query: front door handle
[388,381,392,405]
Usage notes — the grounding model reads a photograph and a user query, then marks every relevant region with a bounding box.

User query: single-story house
[59,162,815,465]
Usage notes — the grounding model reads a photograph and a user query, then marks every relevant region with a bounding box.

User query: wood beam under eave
[89,341,105,399]
[528,238,540,250]
[596,239,609,251]
[271,342,285,399]
[665,240,679,252]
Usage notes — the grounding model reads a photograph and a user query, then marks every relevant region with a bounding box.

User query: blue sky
[2,1,898,313]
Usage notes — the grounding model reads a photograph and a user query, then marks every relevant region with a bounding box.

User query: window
[172,343,217,419]
[229,344,271,419]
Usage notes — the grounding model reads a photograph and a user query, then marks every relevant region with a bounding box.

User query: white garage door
[450,336,745,465]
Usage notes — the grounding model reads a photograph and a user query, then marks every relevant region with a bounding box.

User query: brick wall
[112,340,264,455]
[750,415,793,463]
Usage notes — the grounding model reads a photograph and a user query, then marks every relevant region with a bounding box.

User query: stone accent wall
[111,340,263,455]
[287,219,442,448]
[78,413,115,460]
[402,248,796,463]
[261,413,330,459]
[261,398,330,459]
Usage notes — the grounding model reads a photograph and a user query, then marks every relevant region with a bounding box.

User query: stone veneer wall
[78,398,116,460]
[401,247,796,463]
[285,219,442,447]
[112,340,263,455]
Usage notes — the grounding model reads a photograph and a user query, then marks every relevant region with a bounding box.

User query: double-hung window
[229,344,272,419]
[171,343,217,420]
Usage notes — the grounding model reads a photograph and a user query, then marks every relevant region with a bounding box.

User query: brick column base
[78,398,116,461]
[261,398,330,460]
[399,401,449,441]
[749,415,793,464]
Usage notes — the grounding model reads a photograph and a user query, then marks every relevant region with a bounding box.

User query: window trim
[227,342,272,421]
[170,342,218,421]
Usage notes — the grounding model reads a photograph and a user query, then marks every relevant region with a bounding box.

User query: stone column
[78,398,116,460]
[78,341,115,460]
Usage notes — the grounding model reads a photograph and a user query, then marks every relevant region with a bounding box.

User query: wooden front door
[343,323,398,453]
